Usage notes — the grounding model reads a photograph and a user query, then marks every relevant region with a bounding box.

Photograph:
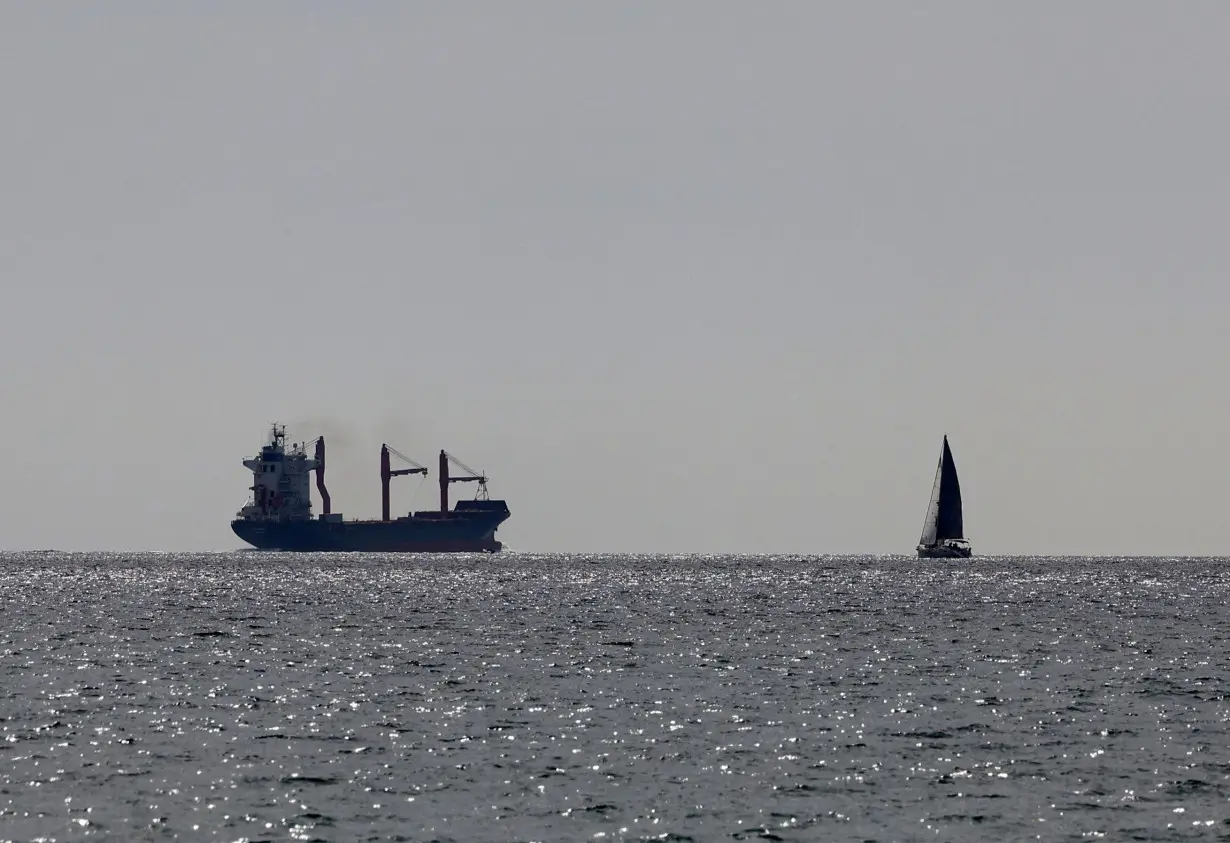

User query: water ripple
[0,552,1226,840]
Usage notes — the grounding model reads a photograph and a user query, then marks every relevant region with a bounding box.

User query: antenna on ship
[381,443,428,521]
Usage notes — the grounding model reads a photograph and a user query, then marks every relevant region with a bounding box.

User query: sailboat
[916,435,972,559]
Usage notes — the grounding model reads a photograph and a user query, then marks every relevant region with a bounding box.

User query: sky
[1,2,1228,555]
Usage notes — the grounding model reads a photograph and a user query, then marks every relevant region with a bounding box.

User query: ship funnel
[315,437,331,516]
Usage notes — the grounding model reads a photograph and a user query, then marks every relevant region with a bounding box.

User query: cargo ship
[230,424,509,552]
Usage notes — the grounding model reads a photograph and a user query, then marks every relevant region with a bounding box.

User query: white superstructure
[236,424,320,522]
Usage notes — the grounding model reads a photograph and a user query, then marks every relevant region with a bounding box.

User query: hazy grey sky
[2,2,1228,555]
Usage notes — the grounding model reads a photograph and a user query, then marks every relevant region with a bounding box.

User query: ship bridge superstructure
[237,424,322,523]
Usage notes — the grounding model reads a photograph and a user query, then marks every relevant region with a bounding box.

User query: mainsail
[919,435,964,545]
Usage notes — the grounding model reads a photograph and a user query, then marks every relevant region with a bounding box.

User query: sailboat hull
[916,543,972,559]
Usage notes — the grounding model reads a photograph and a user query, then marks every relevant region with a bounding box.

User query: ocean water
[0,553,1227,842]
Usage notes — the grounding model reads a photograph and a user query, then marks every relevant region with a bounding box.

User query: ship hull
[232,506,508,553]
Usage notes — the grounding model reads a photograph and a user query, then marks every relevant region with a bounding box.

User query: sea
[0,552,1227,842]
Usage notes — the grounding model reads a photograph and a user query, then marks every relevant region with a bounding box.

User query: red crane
[438,450,488,516]
[380,444,428,521]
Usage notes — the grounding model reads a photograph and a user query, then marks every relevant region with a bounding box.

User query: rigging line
[387,444,427,471]
[409,474,426,509]
[445,451,485,479]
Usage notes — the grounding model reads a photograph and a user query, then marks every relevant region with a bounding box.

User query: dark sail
[934,436,964,540]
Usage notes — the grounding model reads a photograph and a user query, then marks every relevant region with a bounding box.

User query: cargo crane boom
[381,444,428,521]
[439,450,490,515]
